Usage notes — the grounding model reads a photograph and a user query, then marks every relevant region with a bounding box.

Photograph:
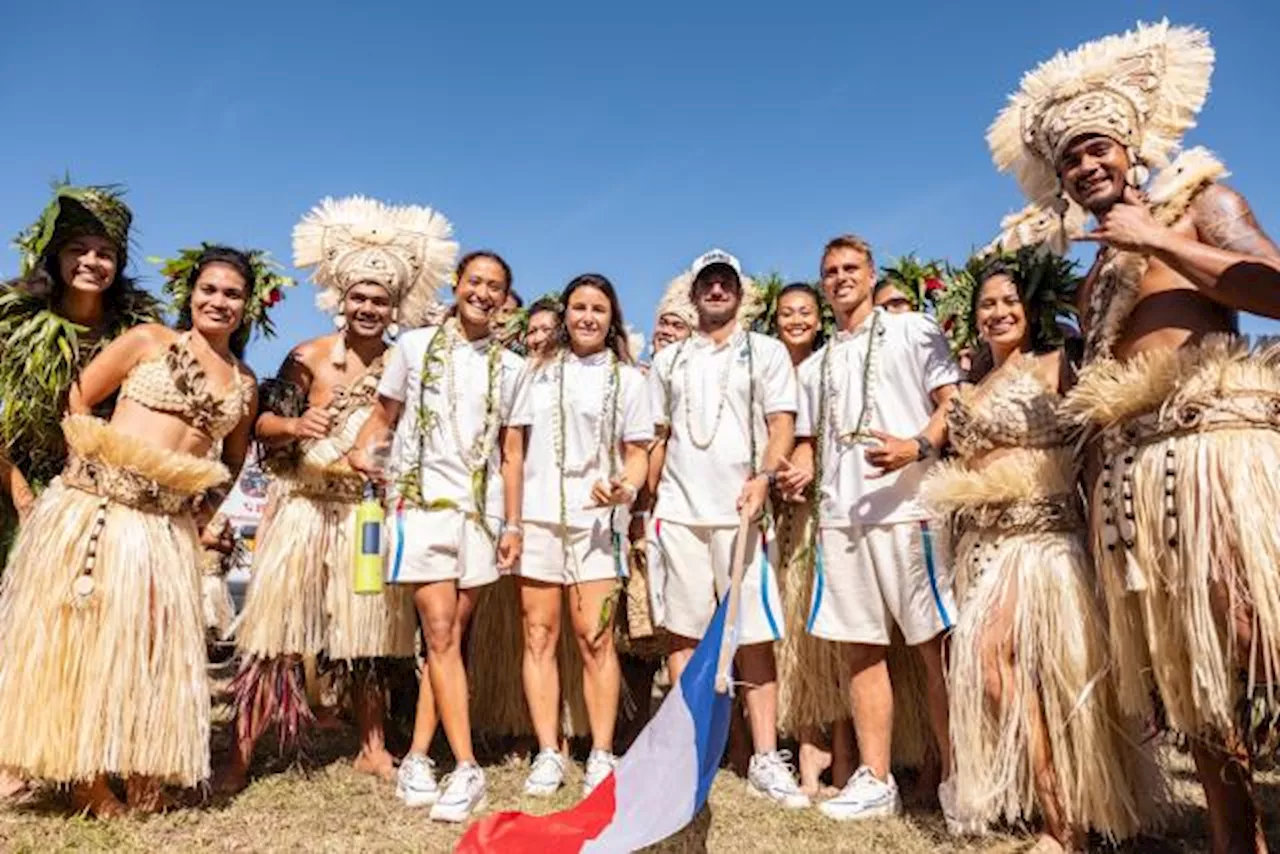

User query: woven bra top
[119,333,252,441]
[947,362,1071,460]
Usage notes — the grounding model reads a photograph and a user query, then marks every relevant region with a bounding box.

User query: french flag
[455,597,737,853]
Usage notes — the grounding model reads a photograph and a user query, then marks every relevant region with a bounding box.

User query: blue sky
[3,0,1278,373]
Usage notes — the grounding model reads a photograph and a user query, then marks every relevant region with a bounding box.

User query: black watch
[914,436,934,461]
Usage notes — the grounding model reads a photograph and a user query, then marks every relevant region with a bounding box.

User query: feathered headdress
[988,20,1213,207]
[877,255,948,313]
[982,201,1088,257]
[655,272,696,329]
[292,196,457,333]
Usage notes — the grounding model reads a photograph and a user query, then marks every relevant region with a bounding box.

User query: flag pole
[715,508,752,694]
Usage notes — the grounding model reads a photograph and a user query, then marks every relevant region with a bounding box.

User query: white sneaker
[582,749,618,797]
[395,753,439,807]
[938,776,986,837]
[522,748,566,797]
[819,766,902,821]
[429,763,487,823]
[746,750,811,809]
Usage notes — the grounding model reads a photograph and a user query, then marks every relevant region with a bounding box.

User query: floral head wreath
[876,255,948,313]
[153,244,295,350]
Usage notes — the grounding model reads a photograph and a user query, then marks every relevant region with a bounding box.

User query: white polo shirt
[650,326,797,526]
[508,350,653,529]
[378,324,524,518]
[796,309,960,527]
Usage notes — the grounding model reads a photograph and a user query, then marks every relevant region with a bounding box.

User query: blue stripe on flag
[806,540,825,633]
[677,596,736,808]
[919,521,952,629]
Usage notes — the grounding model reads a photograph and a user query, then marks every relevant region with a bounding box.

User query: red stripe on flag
[454,772,617,853]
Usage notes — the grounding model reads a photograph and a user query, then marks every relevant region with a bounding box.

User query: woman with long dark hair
[0,244,268,816]
[505,273,652,797]
[925,244,1154,850]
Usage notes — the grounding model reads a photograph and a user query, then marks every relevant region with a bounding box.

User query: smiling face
[692,266,742,328]
[820,246,875,317]
[524,307,558,356]
[1058,134,1130,213]
[564,285,612,355]
[776,289,819,352]
[974,273,1028,352]
[653,312,690,352]
[189,261,248,341]
[57,233,119,296]
[343,282,393,339]
[454,256,509,328]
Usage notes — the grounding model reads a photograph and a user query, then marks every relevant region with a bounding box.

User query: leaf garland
[877,254,948,313]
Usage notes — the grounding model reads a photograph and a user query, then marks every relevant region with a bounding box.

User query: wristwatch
[914,436,935,461]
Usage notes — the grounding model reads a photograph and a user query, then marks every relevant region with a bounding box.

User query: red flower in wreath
[942,316,955,333]
[924,276,945,293]
[266,288,283,307]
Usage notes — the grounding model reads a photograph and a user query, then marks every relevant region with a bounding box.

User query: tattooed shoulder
[1191,183,1280,258]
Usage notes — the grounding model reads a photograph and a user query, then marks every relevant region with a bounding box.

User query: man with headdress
[1,183,159,549]
[221,196,457,793]
[990,20,1280,852]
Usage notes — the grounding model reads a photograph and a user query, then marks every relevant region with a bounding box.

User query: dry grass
[2,716,1277,854]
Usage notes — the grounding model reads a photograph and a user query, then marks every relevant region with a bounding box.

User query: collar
[832,308,883,345]
[690,322,744,353]
[566,347,610,366]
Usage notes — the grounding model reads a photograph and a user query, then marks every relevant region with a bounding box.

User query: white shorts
[520,521,624,586]
[808,520,954,646]
[386,505,498,589]
[652,518,784,646]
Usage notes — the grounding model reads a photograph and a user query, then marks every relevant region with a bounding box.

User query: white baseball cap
[689,248,743,282]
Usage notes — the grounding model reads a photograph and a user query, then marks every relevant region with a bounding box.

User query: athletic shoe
[818,765,902,821]
[746,750,811,809]
[522,748,566,797]
[582,749,618,797]
[395,753,439,808]
[429,763,487,823]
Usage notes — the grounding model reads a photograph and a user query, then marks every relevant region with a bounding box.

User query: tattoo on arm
[1194,185,1280,260]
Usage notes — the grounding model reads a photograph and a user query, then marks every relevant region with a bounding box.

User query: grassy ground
[2,716,1277,854]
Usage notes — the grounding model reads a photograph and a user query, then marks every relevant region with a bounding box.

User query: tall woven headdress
[655,272,696,330]
[293,195,457,342]
[988,20,1213,210]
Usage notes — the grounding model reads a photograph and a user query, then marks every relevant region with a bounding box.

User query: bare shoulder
[288,334,338,371]
[1190,183,1280,257]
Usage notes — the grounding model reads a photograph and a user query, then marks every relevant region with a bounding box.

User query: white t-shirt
[796,309,960,526]
[650,326,797,526]
[378,324,524,519]
[508,350,653,529]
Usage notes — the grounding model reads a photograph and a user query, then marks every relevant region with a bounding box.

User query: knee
[423,615,457,656]
[524,620,559,660]
[577,627,615,670]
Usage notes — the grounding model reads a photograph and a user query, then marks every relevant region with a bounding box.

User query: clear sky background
[3,0,1277,374]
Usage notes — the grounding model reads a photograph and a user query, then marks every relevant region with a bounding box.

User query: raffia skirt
[948,524,1153,838]
[1069,339,1280,752]
[0,416,225,786]
[234,468,416,662]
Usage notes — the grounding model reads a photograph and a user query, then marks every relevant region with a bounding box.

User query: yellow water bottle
[354,481,385,595]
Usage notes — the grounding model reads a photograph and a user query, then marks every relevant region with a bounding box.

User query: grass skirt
[234,473,416,662]
[468,576,590,739]
[1068,339,1280,749]
[0,416,225,785]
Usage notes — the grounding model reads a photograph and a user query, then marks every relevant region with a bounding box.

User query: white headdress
[293,195,458,334]
[655,272,697,329]
[988,20,1213,207]
[982,201,1087,256]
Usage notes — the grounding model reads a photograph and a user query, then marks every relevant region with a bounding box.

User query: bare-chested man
[221,196,456,794]
[991,21,1280,854]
